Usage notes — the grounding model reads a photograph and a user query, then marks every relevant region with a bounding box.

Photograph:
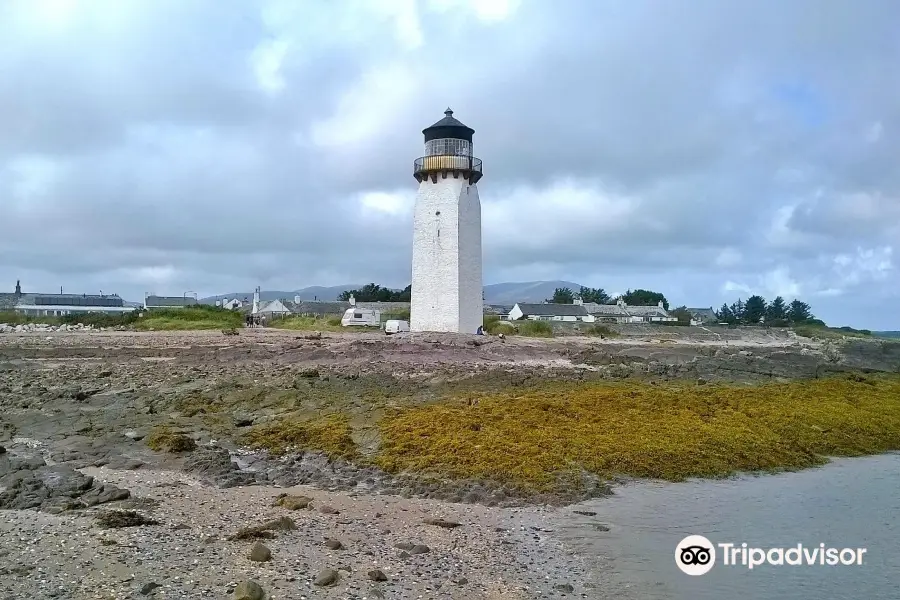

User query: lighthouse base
[409,176,483,334]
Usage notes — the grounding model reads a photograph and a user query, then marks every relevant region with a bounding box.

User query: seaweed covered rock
[145,426,196,453]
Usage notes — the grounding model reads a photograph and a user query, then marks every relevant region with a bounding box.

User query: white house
[255,299,292,317]
[687,307,718,326]
[582,302,631,323]
[508,302,595,322]
[623,301,678,323]
[221,298,245,310]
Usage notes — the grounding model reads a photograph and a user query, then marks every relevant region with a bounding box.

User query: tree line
[338,283,411,302]
[548,287,669,309]
[715,295,816,325]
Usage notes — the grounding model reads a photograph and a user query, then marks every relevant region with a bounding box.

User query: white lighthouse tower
[409,108,484,334]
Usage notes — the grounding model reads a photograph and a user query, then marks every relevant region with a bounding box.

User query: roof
[34,294,124,307]
[0,293,18,310]
[423,108,475,142]
[257,300,292,314]
[585,303,629,316]
[513,303,588,317]
[688,307,717,319]
[625,305,670,317]
[146,296,198,307]
[287,301,349,316]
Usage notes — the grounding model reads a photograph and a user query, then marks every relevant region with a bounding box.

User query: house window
[354,312,363,319]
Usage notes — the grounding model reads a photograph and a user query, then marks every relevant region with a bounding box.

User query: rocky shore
[1,327,898,599]
[0,322,109,334]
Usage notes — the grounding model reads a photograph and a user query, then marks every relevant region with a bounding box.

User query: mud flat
[1,328,898,599]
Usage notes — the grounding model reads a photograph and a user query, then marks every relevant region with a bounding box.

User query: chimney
[294,295,301,304]
[574,298,583,305]
[658,300,664,308]
[349,294,356,306]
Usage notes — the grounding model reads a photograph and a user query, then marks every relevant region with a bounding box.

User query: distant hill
[874,331,900,339]
[201,284,362,304]
[483,281,586,304]
[201,280,587,306]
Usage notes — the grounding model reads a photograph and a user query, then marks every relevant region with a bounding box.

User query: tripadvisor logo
[675,535,868,575]
[676,535,716,576]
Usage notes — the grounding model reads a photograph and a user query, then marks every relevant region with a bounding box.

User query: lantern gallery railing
[413,155,483,184]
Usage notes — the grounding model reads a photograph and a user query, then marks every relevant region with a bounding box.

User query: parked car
[384,319,410,335]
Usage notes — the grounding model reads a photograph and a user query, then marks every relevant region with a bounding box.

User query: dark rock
[183,447,254,488]
[573,510,597,516]
[555,583,575,593]
[410,544,430,555]
[394,542,416,551]
[423,517,462,528]
[233,581,264,600]
[139,582,161,595]
[273,493,312,510]
[324,538,343,550]
[248,542,271,562]
[313,568,339,587]
[0,457,130,512]
[368,569,388,582]
[318,504,339,514]
[227,516,296,541]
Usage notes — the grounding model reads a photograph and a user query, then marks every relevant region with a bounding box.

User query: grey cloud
[1,0,898,327]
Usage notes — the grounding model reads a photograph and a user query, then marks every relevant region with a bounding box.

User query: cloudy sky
[2,0,898,329]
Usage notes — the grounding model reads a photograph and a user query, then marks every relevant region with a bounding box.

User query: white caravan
[340,307,381,327]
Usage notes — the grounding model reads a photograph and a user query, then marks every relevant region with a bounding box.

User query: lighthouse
[409,108,484,334]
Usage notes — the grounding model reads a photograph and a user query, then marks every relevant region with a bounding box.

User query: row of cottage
[501,299,717,325]
[2,280,719,326]
[240,295,719,326]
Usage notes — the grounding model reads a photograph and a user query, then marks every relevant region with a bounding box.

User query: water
[554,454,900,599]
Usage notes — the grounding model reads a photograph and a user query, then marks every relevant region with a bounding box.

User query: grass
[1,306,243,331]
[373,374,900,491]
[270,315,347,332]
[587,323,619,337]
[517,320,554,337]
[241,413,358,459]
[482,315,554,337]
[793,323,873,340]
[133,306,243,331]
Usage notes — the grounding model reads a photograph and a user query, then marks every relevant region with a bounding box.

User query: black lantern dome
[422,108,475,142]
[414,108,482,184]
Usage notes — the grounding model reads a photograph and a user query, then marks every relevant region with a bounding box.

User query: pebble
[248,542,271,562]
